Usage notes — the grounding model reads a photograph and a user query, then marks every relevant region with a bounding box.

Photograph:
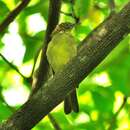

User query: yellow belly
[46,32,77,73]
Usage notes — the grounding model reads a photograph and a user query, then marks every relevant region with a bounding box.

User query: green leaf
[0,1,9,22]
[0,100,12,122]
[22,31,45,63]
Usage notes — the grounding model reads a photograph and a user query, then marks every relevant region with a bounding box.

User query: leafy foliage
[0,0,130,130]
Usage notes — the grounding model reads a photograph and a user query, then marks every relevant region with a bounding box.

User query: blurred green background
[0,0,130,130]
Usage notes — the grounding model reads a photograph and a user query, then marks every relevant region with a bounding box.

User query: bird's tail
[64,89,79,114]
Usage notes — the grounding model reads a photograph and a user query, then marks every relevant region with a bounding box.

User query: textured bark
[0,1,130,130]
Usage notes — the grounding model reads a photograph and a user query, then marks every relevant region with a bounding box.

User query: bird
[46,22,79,114]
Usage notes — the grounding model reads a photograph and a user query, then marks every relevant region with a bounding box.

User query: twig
[48,114,62,130]
[61,0,80,24]
[0,0,31,33]
[114,96,127,116]
[30,46,42,78]
[0,53,31,83]
[108,0,116,15]
[60,11,73,17]
[108,96,127,130]
[70,0,80,24]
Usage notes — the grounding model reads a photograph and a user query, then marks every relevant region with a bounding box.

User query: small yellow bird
[46,22,79,114]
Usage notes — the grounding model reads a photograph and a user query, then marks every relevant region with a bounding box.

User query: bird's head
[51,22,75,36]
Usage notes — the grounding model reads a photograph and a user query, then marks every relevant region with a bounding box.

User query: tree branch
[48,114,62,130]
[31,0,61,95]
[0,0,62,129]
[29,0,62,129]
[0,51,61,130]
[0,0,31,33]
[0,52,61,130]
[0,1,130,130]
